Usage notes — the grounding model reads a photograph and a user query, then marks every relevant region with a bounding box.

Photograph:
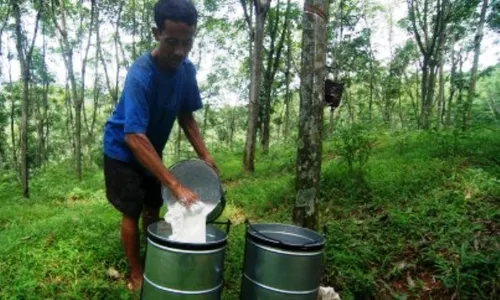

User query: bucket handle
[209,219,232,235]
[245,219,325,249]
[245,219,285,245]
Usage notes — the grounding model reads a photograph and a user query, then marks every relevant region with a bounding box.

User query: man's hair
[154,0,198,29]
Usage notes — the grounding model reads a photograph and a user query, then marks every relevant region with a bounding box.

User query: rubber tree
[294,0,330,230]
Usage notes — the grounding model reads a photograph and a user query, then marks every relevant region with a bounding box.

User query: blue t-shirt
[103,53,202,166]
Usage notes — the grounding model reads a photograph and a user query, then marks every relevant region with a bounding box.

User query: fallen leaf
[107,267,121,280]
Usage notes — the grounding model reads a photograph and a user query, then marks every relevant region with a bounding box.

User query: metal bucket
[240,222,326,300]
[141,221,228,300]
[162,159,225,223]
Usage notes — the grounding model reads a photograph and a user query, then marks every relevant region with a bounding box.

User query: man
[102,0,218,291]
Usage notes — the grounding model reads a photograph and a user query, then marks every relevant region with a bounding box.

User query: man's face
[154,20,195,69]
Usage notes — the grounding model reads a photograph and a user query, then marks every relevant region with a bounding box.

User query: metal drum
[141,221,228,300]
[240,223,326,300]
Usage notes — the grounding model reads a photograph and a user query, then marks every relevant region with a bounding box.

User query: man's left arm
[178,112,219,175]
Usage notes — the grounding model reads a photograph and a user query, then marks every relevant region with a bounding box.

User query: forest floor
[0,128,499,300]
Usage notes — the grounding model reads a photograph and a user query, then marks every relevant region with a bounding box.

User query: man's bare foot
[127,272,143,291]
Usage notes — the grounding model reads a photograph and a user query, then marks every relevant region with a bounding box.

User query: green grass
[0,128,499,299]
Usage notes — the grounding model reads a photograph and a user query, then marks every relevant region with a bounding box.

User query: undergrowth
[0,128,498,299]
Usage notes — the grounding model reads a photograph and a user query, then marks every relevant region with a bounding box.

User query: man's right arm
[125,133,198,206]
[121,67,198,206]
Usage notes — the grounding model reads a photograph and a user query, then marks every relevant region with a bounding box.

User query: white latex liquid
[164,201,216,243]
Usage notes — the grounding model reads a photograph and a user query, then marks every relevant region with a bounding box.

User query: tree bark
[464,0,488,131]
[446,39,457,127]
[398,94,405,128]
[95,4,118,105]
[202,104,209,136]
[64,79,76,158]
[114,2,124,90]
[261,0,291,153]
[84,46,100,162]
[261,0,281,153]
[456,51,465,126]
[294,0,329,231]
[243,0,270,172]
[41,26,49,164]
[175,123,181,159]
[8,54,17,169]
[437,47,445,129]
[13,1,41,197]
[80,0,95,165]
[229,108,236,151]
[283,22,292,142]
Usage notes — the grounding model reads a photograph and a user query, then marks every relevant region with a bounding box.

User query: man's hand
[172,184,199,207]
[202,156,220,176]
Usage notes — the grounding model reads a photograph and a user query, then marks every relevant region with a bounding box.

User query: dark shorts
[104,155,163,220]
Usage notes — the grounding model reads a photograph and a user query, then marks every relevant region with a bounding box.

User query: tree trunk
[79,0,95,167]
[446,41,457,127]
[175,123,181,159]
[408,0,449,130]
[329,108,335,135]
[64,79,76,158]
[398,94,405,128]
[51,0,83,180]
[261,0,291,153]
[345,89,354,125]
[202,104,209,136]
[84,48,100,163]
[36,87,44,167]
[415,67,421,128]
[261,0,281,153]
[229,108,236,151]
[420,58,430,129]
[7,53,17,169]
[95,4,118,105]
[437,49,445,129]
[457,51,465,127]
[420,57,438,130]
[244,0,270,172]
[464,0,488,131]
[294,0,329,231]
[13,1,40,197]
[41,27,49,164]
[114,2,124,90]
[368,62,374,123]
[283,23,292,142]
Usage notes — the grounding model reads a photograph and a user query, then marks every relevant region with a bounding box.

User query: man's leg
[141,177,163,237]
[121,215,143,290]
[103,155,145,291]
[142,205,161,238]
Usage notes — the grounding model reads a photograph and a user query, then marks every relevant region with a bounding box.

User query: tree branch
[81,0,96,100]
[239,0,254,39]
[270,0,291,80]
[429,0,448,58]
[26,2,42,70]
[114,1,124,101]
[407,0,426,54]
[422,0,429,46]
